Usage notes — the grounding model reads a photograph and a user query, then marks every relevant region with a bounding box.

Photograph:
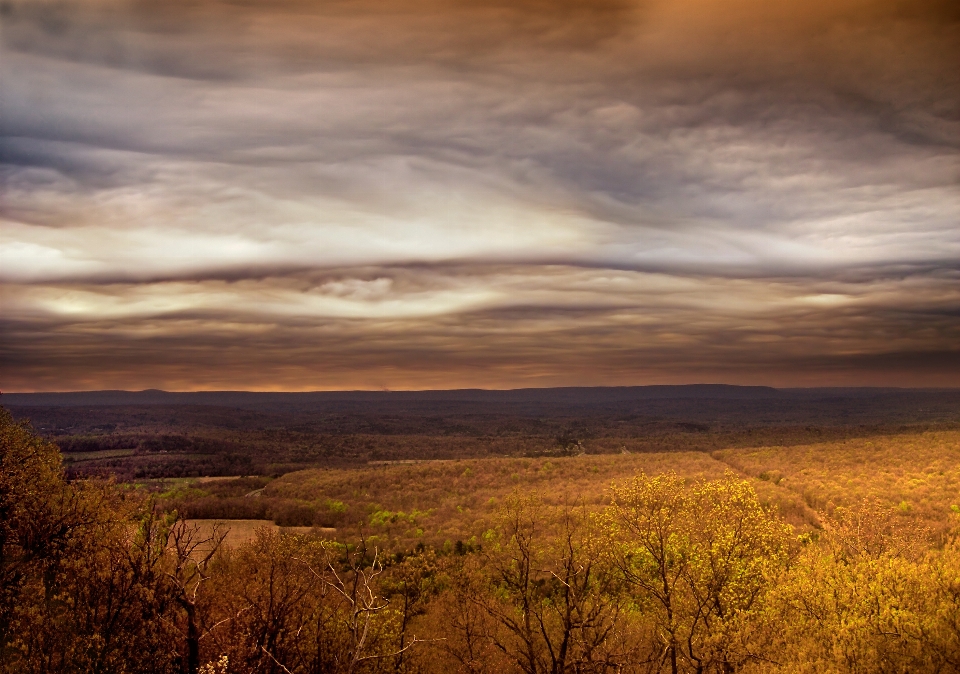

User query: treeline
[172,497,318,527]
[56,433,249,454]
[65,452,257,481]
[160,477,357,527]
[59,433,258,480]
[3,409,960,673]
[23,396,960,483]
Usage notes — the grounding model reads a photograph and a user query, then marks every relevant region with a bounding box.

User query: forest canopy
[2,406,960,673]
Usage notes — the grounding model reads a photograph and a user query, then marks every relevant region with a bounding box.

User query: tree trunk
[185,602,200,674]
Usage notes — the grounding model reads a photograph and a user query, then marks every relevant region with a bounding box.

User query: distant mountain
[5,385,955,425]
[2,384,788,409]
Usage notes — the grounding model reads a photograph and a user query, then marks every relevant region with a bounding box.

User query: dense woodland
[4,405,960,673]
[7,387,960,480]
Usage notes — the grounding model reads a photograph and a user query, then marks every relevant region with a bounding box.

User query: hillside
[160,430,960,551]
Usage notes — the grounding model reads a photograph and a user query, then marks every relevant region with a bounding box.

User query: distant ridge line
[1,384,942,408]
[3,385,778,406]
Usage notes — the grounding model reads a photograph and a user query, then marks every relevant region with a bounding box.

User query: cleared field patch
[187,519,335,549]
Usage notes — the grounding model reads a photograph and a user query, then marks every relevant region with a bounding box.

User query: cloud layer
[2,0,958,390]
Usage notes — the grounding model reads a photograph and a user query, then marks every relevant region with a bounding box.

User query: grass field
[187,519,335,549]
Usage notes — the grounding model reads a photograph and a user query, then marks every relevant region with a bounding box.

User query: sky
[1,0,958,391]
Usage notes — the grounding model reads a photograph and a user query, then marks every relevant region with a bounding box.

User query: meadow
[186,519,334,550]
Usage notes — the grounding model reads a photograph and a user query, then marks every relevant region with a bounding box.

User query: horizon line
[5,384,960,395]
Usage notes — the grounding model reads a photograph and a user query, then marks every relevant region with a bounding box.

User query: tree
[761,501,958,673]
[166,518,228,674]
[602,473,790,674]
[201,528,425,674]
[472,494,630,673]
[0,407,78,642]
[0,407,182,674]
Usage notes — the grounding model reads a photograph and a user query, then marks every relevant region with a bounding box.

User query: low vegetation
[3,407,960,673]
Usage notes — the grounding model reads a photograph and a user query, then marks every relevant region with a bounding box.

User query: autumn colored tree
[7,405,960,674]
[0,408,182,673]
[602,472,790,674]
[755,502,960,673]
[460,494,638,673]
[0,407,79,642]
[199,528,428,674]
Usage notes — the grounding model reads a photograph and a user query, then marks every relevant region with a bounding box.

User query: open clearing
[187,519,335,549]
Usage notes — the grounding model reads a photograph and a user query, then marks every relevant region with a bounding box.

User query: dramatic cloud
[1,0,958,390]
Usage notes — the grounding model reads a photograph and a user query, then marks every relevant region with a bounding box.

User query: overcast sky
[1,0,958,391]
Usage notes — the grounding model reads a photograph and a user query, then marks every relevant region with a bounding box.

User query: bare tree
[299,531,433,673]
[166,518,228,674]
[476,495,628,674]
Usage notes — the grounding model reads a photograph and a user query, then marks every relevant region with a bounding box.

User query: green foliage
[601,472,791,672]
[369,508,431,529]
[326,498,348,513]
